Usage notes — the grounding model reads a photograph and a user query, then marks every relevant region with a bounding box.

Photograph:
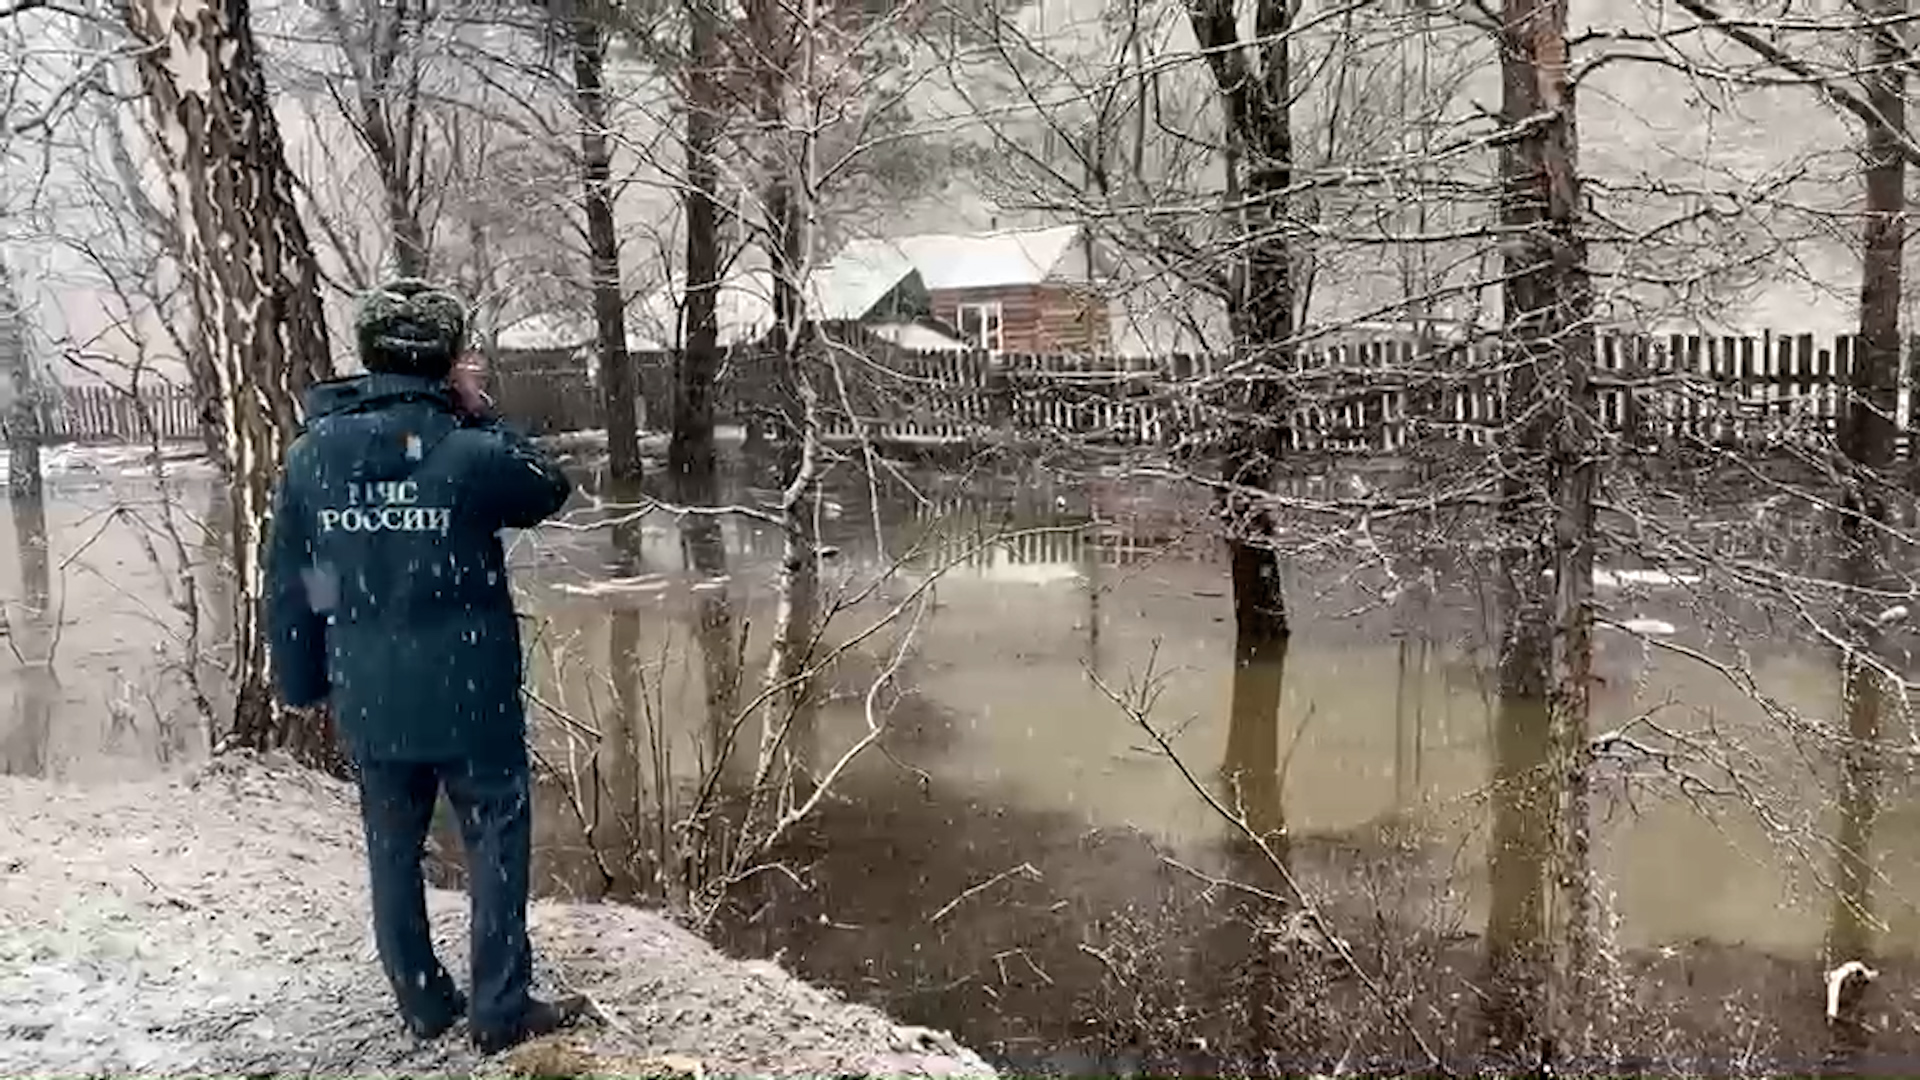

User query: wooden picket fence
[792,330,1920,455]
[806,350,1174,446]
[491,349,603,437]
[1272,330,1919,454]
[47,383,202,444]
[56,329,1893,454]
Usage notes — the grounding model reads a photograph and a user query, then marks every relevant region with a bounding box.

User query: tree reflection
[602,472,645,858]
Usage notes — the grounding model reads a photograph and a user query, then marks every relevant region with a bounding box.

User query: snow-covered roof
[626,250,932,350]
[837,225,1086,291]
[500,248,927,353]
[815,244,919,320]
[867,322,969,352]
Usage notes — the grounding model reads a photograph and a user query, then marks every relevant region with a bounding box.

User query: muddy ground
[0,752,993,1079]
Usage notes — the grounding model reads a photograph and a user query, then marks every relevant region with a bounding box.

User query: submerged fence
[486,330,1920,455]
[953,331,1920,454]
[50,329,1920,453]
[741,330,1920,455]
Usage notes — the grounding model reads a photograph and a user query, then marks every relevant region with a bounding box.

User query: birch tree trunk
[1483,0,1600,1068]
[606,528,645,862]
[122,0,338,769]
[1826,0,1907,1064]
[748,0,821,811]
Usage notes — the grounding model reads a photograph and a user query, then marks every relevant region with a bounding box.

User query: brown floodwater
[0,446,222,780]
[7,441,1920,1073]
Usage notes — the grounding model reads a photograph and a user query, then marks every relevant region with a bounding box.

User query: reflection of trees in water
[726,474,1215,572]
[537,444,1920,1070]
[602,512,646,859]
[683,516,739,772]
[588,483,751,906]
[1824,510,1900,1066]
[1220,618,1288,859]
[756,443,821,813]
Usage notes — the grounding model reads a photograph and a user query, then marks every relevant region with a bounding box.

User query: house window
[956,301,1004,353]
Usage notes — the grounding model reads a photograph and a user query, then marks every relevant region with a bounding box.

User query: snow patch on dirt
[0,753,995,1078]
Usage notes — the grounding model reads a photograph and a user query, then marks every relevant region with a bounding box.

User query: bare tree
[1481,0,1602,1067]
[572,0,641,493]
[672,0,741,761]
[121,0,340,767]
[1618,0,1920,1064]
[1826,0,1908,1063]
[1184,0,1298,863]
[309,0,433,278]
[743,0,823,808]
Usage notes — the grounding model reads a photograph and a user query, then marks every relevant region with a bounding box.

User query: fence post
[1677,334,1698,444]
[1701,335,1718,445]
[1618,334,1643,449]
[1819,340,1838,441]
[1597,333,1619,435]
[1737,335,1758,450]
[1757,329,1776,446]
[1720,335,1741,445]
[1720,335,1737,445]
[1781,330,1797,443]
[1836,333,1855,450]
[987,354,1011,432]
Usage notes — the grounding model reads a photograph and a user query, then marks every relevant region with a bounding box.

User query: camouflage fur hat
[354,278,469,374]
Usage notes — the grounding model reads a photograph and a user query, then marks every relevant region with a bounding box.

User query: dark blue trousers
[354,756,534,1037]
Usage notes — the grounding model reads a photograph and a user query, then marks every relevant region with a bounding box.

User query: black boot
[471,994,589,1055]
[407,990,468,1041]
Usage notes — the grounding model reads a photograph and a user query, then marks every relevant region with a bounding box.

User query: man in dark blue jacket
[265,279,583,1053]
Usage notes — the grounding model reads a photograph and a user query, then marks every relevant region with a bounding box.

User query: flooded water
[0,446,223,780]
[10,440,1920,1072]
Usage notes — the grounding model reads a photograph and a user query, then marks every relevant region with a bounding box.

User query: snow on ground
[0,753,995,1079]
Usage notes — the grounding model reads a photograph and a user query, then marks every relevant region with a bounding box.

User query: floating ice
[1543,566,1703,589]
[553,575,672,597]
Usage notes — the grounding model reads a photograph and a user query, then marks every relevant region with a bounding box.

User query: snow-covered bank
[0,754,995,1079]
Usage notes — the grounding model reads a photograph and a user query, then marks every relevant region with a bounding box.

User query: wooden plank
[1836,334,1854,447]
[1681,333,1701,444]
[1818,343,1836,438]
[1738,335,1758,448]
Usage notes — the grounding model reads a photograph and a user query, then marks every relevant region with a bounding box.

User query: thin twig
[1085,662,1446,1072]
